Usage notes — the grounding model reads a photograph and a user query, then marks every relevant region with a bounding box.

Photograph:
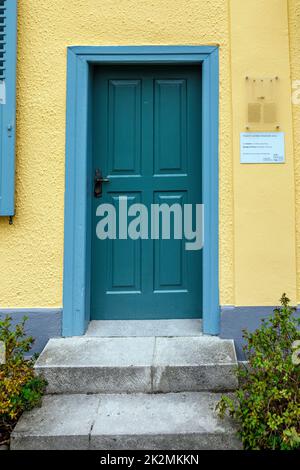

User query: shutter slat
[0,0,17,216]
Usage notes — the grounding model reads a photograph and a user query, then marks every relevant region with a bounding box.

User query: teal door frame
[63,46,219,336]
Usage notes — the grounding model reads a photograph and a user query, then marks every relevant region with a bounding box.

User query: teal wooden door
[91,64,202,320]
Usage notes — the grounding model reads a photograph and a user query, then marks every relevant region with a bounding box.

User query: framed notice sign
[240,132,285,164]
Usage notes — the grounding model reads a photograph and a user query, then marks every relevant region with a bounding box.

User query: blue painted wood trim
[69,45,217,56]
[63,49,90,336]
[0,0,17,216]
[202,48,220,335]
[63,45,220,336]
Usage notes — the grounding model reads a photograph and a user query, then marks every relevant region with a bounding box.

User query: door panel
[153,191,187,292]
[154,79,187,174]
[91,65,202,320]
[109,193,141,292]
[108,80,142,175]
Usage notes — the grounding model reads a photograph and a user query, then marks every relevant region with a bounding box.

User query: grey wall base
[0,309,62,356]
[220,306,279,360]
[0,306,293,360]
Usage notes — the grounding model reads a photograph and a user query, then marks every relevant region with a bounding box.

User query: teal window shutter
[0,0,17,216]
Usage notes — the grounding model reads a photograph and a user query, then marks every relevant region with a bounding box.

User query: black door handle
[94,169,109,198]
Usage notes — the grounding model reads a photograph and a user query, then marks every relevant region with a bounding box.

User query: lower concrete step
[34,336,238,394]
[11,392,242,450]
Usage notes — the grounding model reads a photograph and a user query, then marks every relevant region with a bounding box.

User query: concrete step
[11,392,242,450]
[35,336,238,394]
[86,319,203,337]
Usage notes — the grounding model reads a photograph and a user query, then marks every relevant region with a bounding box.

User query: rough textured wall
[0,0,234,307]
[230,0,297,305]
[289,0,300,303]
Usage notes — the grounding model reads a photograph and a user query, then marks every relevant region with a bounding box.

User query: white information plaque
[240,132,285,164]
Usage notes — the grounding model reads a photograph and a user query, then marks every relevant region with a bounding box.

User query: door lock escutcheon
[94,169,109,198]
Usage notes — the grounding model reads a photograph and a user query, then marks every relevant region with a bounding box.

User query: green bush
[0,316,47,446]
[217,294,300,450]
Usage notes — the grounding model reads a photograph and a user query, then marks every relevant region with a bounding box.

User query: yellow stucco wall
[230,0,297,305]
[0,0,298,309]
[289,0,300,303]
